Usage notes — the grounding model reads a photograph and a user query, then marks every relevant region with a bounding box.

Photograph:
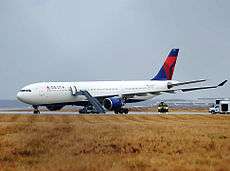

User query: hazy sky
[0,0,229,100]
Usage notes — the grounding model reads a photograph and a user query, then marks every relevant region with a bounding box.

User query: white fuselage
[16,80,178,106]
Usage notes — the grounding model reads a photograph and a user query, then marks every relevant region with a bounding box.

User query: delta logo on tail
[152,48,179,80]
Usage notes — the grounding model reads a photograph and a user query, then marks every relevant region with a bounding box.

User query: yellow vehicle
[158,102,169,113]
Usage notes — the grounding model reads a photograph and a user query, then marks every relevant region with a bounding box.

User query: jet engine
[103,97,124,111]
[46,104,64,111]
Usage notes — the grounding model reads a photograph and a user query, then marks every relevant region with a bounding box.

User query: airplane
[16,49,228,114]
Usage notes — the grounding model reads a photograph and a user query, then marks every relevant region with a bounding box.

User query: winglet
[218,80,228,87]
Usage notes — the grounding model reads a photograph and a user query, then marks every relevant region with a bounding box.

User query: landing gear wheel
[124,108,129,114]
[114,108,129,114]
[33,110,40,114]
[33,106,40,114]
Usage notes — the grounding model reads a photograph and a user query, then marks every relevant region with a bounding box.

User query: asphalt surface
[0,110,211,115]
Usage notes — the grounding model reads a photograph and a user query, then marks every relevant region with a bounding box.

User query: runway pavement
[0,110,212,115]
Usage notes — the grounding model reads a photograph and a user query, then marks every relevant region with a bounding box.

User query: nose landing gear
[33,106,40,114]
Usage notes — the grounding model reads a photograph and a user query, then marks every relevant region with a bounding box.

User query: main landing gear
[33,106,40,114]
[114,108,129,114]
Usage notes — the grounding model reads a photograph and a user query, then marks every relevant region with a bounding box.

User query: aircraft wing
[167,79,206,89]
[155,80,228,94]
[122,80,228,97]
[179,80,228,92]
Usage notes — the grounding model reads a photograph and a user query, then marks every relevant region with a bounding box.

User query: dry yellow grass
[0,114,229,171]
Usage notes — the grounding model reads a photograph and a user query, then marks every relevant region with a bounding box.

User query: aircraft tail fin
[152,49,179,80]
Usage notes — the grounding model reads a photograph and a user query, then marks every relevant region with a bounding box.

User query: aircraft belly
[34,92,86,105]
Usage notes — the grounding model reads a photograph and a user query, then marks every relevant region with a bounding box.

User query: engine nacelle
[46,104,64,111]
[103,97,124,111]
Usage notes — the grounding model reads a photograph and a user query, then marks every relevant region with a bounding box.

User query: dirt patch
[0,114,229,171]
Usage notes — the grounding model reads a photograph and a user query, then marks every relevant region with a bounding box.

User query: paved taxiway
[0,110,211,115]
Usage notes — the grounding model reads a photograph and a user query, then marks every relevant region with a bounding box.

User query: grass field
[0,114,229,171]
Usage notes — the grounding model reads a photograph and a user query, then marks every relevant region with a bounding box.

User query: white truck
[209,99,230,114]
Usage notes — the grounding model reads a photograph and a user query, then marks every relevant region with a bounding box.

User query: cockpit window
[20,89,32,92]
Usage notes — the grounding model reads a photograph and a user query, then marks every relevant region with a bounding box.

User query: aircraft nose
[16,92,23,101]
[17,86,35,104]
[16,91,29,103]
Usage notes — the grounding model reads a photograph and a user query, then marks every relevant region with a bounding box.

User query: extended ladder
[77,90,106,113]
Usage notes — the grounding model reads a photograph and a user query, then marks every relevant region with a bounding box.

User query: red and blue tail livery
[152,48,179,80]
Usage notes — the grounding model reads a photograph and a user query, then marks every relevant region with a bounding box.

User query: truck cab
[209,105,220,114]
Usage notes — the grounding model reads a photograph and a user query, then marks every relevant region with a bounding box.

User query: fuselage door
[70,85,78,96]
